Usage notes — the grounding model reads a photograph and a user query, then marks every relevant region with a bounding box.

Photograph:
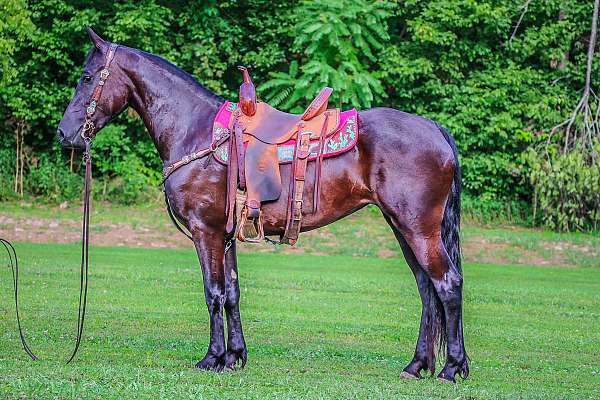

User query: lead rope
[1,139,92,363]
[1,238,37,360]
[67,137,92,364]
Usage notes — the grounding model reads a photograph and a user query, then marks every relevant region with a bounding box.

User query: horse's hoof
[224,348,247,370]
[400,371,420,380]
[437,357,468,383]
[195,354,225,372]
[436,373,456,384]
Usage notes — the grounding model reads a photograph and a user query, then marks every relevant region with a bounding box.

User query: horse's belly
[261,146,373,235]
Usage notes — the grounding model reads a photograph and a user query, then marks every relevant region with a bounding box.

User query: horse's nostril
[57,128,66,142]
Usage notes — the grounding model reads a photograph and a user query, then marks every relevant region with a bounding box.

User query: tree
[550,0,599,158]
[0,0,33,196]
[528,0,600,231]
[259,0,392,111]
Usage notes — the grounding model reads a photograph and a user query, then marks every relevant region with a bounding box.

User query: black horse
[57,29,468,382]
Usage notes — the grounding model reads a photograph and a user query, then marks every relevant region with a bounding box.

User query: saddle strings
[1,140,92,364]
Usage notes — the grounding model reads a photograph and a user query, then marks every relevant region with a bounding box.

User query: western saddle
[226,66,340,245]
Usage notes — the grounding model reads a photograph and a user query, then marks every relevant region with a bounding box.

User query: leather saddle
[228,66,340,244]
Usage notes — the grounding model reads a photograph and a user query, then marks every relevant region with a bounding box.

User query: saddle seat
[239,87,336,145]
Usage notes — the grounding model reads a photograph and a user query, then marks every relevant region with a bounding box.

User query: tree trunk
[14,121,25,196]
[584,0,598,99]
[14,124,19,194]
[558,10,569,71]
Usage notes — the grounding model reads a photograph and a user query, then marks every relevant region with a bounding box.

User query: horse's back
[358,107,455,165]
[356,107,457,210]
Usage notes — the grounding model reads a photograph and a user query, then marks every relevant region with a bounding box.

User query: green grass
[1,243,599,399]
[2,201,599,267]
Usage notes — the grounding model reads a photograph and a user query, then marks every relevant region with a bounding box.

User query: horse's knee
[204,284,226,311]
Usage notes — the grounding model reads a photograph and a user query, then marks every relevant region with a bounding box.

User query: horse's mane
[135,48,224,102]
[86,44,224,103]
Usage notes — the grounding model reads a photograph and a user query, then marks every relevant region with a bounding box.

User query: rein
[65,43,118,363]
[1,139,92,364]
[67,138,92,364]
[1,238,37,360]
[1,43,117,364]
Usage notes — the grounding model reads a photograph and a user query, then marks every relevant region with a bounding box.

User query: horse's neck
[125,53,223,164]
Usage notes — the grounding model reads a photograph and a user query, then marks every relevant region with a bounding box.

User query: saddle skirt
[212,101,358,165]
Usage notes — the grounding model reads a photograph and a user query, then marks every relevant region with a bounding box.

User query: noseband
[2,43,119,364]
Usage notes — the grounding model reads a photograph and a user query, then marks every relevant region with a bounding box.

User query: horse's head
[57,28,131,149]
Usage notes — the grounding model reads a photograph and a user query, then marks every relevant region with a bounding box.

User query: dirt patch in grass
[1,204,597,267]
[462,237,512,265]
[0,214,187,248]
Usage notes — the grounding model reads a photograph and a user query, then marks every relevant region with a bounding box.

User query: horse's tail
[437,123,462,275]
[422,123,461,373]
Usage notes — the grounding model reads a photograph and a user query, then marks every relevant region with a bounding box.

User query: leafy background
[0,0,598,231]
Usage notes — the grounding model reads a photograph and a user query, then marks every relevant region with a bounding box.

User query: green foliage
[259,0,391,110]
[90,123,162,203]
[26,150,83,202]
[0,147,17,201]
[462,192,531,226]
[528,143,600,232]
[380,1,592,202]
[0,0,597,230]
[0,0,34,84]
[102,153,160,204]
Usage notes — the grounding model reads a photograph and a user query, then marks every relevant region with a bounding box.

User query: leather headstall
[80,43,119,142]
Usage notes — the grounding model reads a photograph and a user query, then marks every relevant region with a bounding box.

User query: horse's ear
[87,27,107,52]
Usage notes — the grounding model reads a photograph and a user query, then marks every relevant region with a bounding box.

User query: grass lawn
[1,242,599,399]
[1,201,599,268]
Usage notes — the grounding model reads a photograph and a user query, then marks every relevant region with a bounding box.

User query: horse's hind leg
[386,211,468,382]
[412,231,467,382]
[378,165,468,381]
[384,217,444,379]
[223,242,248,369]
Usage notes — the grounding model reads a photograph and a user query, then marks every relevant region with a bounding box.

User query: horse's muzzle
[57,128,84,149]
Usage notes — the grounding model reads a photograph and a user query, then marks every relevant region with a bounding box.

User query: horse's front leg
[193,227,227,371]
[223,242,248,369]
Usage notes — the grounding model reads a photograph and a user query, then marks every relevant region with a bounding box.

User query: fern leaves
[259,0,391,110]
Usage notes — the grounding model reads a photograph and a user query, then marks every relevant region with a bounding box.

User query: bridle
[2,42,119,364]
[81,43,118,142]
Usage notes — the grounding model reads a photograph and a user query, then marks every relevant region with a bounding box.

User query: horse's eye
[83,75,93,83]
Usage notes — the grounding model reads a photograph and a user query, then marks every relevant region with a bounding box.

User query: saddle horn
[238,66,256,117]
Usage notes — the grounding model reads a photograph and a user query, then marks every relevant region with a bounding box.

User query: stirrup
[236,206,265,243]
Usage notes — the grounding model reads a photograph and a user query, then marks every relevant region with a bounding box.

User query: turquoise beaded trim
[212,110,357,164]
